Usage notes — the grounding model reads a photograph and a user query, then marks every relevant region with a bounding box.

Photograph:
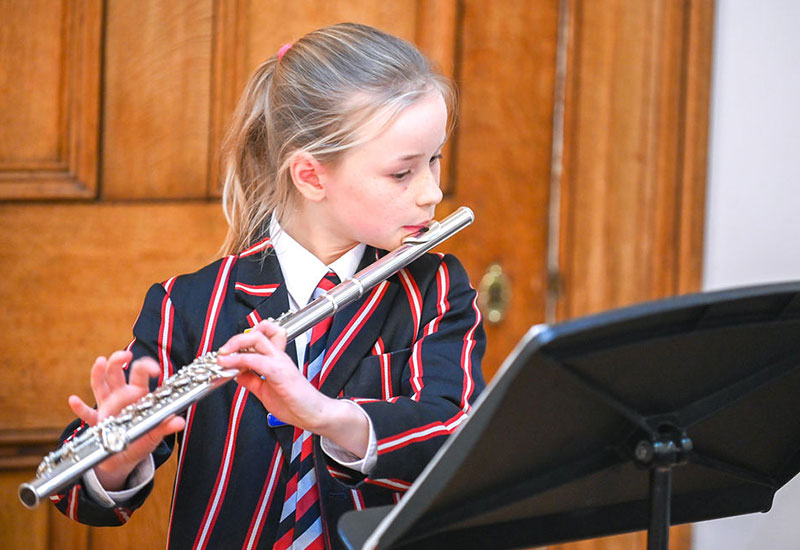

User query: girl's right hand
[68,351,185,491]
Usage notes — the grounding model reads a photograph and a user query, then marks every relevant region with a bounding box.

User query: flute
[19,206,474,509]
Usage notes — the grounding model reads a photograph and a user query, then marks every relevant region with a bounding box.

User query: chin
[368,236,403,252]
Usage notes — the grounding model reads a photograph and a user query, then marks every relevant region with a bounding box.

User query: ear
[289,152,326,202]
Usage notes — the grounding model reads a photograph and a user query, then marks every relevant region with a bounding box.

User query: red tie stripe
[305,270,339,387]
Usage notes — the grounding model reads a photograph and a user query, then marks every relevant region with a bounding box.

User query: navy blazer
[54,239,486,549]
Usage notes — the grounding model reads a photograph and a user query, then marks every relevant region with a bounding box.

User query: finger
[128,416,185,458]
[89,356,111,402]
[96,366,156,419]
[108,349,133,367]
[217,351,275,377]
[257,320,287,350]
[220,330,279,357]
[218,331,266,355]
[68,395,99,425]
[150,415,186,439]
[128,357,161,389]
[235,370,264,394]
[104,350,132,390]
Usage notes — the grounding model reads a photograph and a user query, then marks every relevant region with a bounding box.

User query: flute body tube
[19,207,474,509]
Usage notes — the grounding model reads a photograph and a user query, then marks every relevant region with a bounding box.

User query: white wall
[693,1,800,548]
[702,1,800,290]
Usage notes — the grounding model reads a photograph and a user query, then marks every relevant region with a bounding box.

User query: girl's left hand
[216,320,330,432]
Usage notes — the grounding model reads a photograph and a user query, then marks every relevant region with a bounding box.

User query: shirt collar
[270,215,366,309]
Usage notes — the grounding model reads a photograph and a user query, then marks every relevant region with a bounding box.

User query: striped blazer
[54,239,486,549]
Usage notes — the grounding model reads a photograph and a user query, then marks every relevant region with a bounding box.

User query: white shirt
[268,216,377,471]
[84,218,378,507]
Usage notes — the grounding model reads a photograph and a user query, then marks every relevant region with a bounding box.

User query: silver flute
[19,206,474,509]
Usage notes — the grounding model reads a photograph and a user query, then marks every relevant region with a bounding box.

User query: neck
[279,205,357,265]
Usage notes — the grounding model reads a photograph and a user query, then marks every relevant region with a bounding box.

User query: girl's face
[319,91,447,252]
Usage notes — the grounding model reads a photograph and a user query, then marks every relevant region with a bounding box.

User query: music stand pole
[648,466,671,550]
[636,429,693,550]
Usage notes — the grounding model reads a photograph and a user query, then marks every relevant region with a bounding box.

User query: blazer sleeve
[356,253,487,485]
[52,281,191,526]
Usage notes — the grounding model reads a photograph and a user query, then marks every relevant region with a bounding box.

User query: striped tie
[274,270,339,550]
[304,270,339,387]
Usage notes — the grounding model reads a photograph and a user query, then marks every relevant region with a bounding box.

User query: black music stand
[338,281,800,550]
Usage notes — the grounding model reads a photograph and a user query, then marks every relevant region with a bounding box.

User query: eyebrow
[396,139,447,161]
[397,153,425,161]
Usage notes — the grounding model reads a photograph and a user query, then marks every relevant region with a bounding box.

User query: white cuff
[320,400,377,475]
[83,454,155,507]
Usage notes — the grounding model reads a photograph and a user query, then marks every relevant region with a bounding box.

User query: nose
[415,169,443,208]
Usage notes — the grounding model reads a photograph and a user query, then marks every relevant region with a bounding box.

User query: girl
[56,22,486,550]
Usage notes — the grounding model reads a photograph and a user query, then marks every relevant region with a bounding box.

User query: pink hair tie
[277,43,293,60]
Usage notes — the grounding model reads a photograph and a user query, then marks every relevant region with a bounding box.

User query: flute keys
[172,373,191,388]
[37,454,55,476]
[191,368,211,382]
[61,441,77,463]
[101,424,127,453]
[136,394,156,411]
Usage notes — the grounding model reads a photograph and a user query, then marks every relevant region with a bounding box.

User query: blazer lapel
[233,249,298,364]
[233,247,299,453]
[318,247,399,397]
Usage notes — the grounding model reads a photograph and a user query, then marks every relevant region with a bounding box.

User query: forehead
[352,91,448,154]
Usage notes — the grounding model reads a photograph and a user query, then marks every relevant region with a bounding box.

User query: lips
[403,222,430,235]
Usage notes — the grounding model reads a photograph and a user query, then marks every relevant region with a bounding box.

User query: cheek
[351,181,397,209]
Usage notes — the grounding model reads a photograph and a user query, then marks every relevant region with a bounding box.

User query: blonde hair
[219,22,455,255]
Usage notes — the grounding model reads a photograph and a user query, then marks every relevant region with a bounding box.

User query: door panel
[0,0,101,199]
[102,0,214,199]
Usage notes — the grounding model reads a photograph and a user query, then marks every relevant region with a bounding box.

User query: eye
[391,169,411,181]
[430,153,444,165]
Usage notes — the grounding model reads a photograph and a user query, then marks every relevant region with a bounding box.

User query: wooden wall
[0,1,712,549]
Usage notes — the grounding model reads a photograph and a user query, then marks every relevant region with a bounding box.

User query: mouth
[403,222,431,236]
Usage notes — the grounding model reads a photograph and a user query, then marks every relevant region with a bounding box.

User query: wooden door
[0,1,711,549]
